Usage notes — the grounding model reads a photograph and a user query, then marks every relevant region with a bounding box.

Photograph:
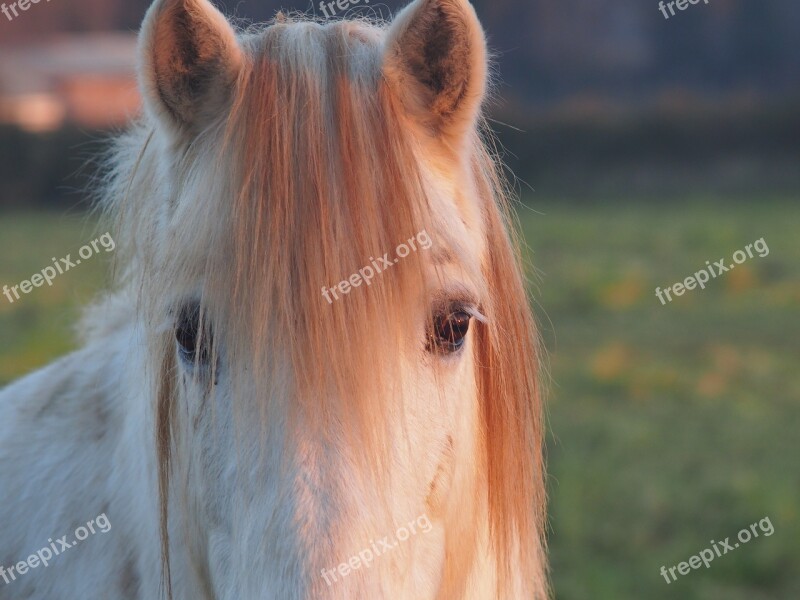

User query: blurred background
[1,1,798,598]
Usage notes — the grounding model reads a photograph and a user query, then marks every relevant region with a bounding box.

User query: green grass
[522,199,800,600]
[1,202,798,599]
[0,213,113,383]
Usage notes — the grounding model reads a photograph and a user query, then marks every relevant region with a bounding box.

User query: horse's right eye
[428,310,472,354]
[176,303,212,366]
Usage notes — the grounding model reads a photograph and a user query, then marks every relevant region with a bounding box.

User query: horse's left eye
[428,310,472,354]
[176,303,212,366]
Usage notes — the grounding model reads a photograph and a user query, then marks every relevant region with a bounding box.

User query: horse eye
[428,310,472,354]
[175,303,212,366]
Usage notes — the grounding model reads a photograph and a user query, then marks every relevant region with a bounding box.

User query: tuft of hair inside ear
[407,3,472,112]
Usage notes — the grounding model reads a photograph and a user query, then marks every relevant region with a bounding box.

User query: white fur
[0,160,493,600]
[0,0,531,598]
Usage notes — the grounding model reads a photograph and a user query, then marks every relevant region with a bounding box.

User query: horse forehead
[421,156,487,261]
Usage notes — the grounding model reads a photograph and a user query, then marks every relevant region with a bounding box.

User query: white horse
[0,0,548,598]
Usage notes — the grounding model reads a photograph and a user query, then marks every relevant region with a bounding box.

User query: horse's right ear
[382,0,488,144]
[138,0,243,136]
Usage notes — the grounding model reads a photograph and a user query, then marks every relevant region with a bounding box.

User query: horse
[0,0,548,597]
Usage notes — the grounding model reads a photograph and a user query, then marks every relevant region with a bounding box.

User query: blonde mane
[93,8,547,600]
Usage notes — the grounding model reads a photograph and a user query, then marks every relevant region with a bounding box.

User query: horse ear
[138,0,243,135]
[383,0,488,141]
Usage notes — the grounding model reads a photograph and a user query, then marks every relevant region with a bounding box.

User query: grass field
[1,202,798,599]
[521,199,800,599]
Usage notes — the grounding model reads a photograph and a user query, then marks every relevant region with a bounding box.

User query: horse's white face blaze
[167,145,487,599]
[129,0,545,598]
[164,94,489,600]
[177,252,486,599]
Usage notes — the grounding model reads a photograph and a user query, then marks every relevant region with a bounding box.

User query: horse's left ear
[383,0,488,141]
[138,0,243,137]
